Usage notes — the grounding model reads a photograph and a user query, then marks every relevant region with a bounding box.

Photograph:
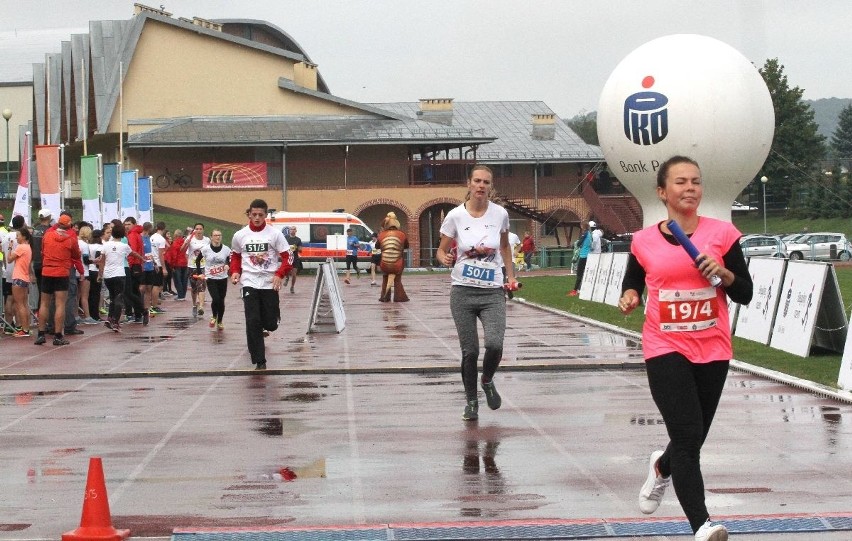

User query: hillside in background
[807,97,851,140]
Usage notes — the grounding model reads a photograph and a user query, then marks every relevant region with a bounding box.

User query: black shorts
[141,270,157,286]
[292,258,303,271]
[371,253,381,265]
[345,255,358,269]
[151,269,164,287]
[2,280,11,297]
[40,276,70,294]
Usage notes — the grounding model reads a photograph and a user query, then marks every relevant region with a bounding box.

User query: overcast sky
[1,0,849,118]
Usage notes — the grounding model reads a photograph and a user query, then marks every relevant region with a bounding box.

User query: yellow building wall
[116,20,365,134]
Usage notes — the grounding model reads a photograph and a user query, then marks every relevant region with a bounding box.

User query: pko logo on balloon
[623,89,668,146]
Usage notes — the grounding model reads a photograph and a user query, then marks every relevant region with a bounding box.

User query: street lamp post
[760,175,769,234]
[2,109,11,199]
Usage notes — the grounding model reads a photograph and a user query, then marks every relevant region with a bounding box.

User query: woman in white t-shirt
[97,222,143,332]
[201,229,231,330]
[436,164,518,422]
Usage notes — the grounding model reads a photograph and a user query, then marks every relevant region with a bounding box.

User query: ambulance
[266,211,375,267]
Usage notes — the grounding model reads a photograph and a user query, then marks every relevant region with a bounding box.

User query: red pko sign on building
[202,163,268,189]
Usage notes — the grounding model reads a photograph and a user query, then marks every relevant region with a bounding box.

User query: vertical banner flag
[120,170,137,221]
[80,155,101,228]
[102,163,120,225]
[12,132,31,225]
[35,144,61,220]
[137,176,152,224]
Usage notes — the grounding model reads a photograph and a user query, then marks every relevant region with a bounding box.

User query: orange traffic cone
[62,457,130,541]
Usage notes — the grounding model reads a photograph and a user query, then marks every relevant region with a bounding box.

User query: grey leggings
[450,285,506,400]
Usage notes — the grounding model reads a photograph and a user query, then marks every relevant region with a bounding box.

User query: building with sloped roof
[4,3,641,265]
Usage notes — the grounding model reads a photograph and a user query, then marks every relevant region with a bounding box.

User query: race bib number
[458,259,499,286]
[208,264,227,276]
[658,287,718,332]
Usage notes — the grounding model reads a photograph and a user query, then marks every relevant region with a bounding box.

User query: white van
[266,211,374,267]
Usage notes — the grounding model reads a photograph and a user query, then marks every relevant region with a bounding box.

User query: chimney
[190,16,223,31]
[294,61,318,91]
[417,98,454,125]
[133,3,172,17]
[532,113,556,140]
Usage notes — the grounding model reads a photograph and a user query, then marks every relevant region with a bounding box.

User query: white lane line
[109,354,245,504]
[504,393,635,517]
[400,302,461,361]
[342,331,367,524]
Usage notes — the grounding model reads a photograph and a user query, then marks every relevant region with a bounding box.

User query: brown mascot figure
[378,212,409,302]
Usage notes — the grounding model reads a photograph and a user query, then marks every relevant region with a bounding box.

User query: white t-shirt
[201,244,231,280]
[508,232,521,253]
[2,230,17,280]
[591,229,603,254]
[101,240,133,279]
[185,235,210,270]
[88,243,103,272]
[231,224,290,289]
[150,232,167,267]
[440,201,509,288]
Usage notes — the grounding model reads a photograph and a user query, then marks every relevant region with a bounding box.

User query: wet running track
[1,272,851,540]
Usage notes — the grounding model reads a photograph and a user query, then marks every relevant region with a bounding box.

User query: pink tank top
[631,217,741,363]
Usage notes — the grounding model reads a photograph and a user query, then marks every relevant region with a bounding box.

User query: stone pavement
[0,272,850,540]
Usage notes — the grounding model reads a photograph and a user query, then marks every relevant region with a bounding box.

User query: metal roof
[126,115,495,148]
[370,101,603,163]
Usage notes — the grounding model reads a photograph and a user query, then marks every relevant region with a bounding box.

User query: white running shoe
[694,520,728,541]
[638,450,670,514]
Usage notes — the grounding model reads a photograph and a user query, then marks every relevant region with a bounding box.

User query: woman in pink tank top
[618,156,753,541]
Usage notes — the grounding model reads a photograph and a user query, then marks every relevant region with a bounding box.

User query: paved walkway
[0,273,851,540]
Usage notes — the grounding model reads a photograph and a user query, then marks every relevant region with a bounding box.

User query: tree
[565,111,598,146]
[830,103,852,158]
[759,58,826,209]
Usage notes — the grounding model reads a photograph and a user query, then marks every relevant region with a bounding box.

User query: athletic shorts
[345,255,358,269]
[141,270,157,286]
[190,275,207,293]
[40,276,70,294]
[2,281,10,297]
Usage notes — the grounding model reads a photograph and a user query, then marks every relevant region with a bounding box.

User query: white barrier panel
[604,253,630,307]
[735,257,787,345]
[308,259,346,333]
[579,253,601,301]
[839,314,852,391]
[769,261,846,357]
[592,252,613,303]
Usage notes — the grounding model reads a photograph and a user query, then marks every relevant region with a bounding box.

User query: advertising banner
[202,162,267,189]
[735,257,787,345]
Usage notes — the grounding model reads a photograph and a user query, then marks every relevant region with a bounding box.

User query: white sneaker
[638,450,669,514]
[694,520,728,541]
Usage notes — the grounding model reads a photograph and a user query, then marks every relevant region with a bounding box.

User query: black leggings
[104,276,126,323]
[645,353,729,533]
[573,257,587,291]
[207,278,228,323]
[88,270,102,320]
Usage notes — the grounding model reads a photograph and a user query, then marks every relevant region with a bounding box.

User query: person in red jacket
[123,217,145,322]
[35,214,82,346]
[167,230,189,300]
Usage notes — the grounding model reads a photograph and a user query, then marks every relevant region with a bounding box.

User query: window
[310,224,343,243]
[536,163,553,177]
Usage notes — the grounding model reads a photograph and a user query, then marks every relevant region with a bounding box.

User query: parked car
[739,235,787,258]
[731,201,758,212]
[784,232,852,261]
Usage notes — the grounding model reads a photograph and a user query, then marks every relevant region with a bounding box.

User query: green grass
[518,271,849,389]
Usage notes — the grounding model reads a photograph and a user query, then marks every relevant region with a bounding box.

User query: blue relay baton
[666,220,722,287]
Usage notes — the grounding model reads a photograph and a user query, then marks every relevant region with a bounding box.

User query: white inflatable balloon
[597,34,775,228]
